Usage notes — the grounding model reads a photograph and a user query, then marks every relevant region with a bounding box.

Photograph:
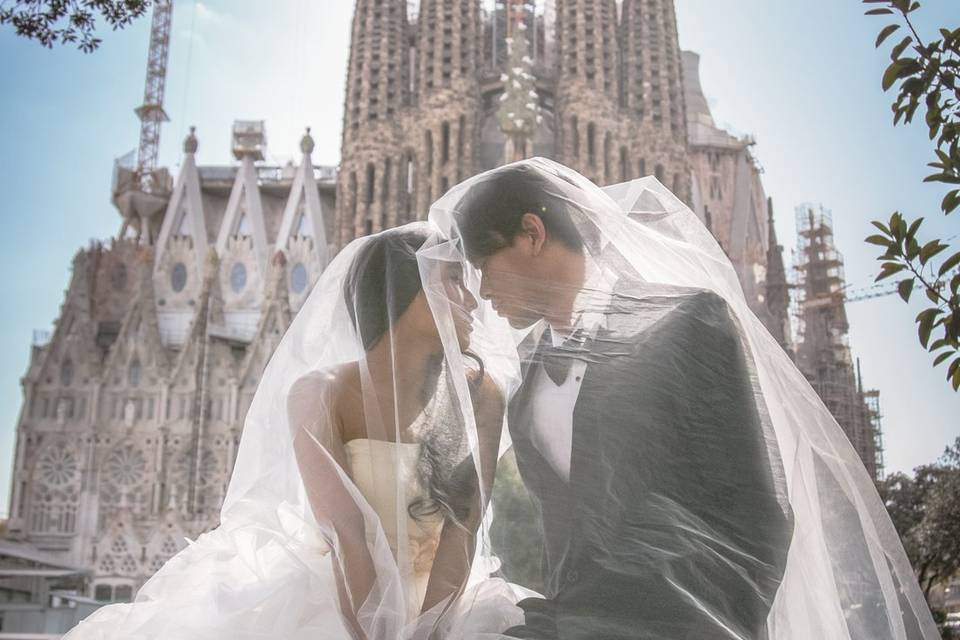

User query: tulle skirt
[63,517,528,640]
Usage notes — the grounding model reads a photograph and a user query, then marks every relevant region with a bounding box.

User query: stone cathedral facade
[4,0,802,604]
[5,125,336,603]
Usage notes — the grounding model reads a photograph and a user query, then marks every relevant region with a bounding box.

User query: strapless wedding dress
[343,438,445,623]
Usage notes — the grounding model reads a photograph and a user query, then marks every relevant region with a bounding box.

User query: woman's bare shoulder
[288,363,362,414]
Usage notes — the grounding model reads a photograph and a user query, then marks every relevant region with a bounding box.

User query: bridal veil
[62,158,936,640]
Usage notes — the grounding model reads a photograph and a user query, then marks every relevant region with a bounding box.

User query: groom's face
[474,230,548,329]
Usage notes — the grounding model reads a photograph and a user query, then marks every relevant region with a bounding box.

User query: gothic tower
[619,0,688,192]
[412,0,483,209]
[335,0,411,246]
[334,0,692,249]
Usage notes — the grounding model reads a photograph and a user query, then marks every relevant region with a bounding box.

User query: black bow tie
[539,328,588,386]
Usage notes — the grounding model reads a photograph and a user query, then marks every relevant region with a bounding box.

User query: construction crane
[844,268,959,303]
[112,0,175,245]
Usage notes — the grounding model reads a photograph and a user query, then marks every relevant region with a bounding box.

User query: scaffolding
[794,204,882,480]
[863,389,885,481]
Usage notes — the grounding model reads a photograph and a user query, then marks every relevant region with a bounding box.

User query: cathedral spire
[154,127,208,278]
[620,0,685,141]
[555,0,620,100]
[764,197,792,349]
[276,128,328,267]
[216,121,269,276]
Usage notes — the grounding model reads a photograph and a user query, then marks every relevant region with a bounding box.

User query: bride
[285,225,521,637]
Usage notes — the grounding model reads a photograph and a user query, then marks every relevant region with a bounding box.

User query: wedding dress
[344,438,443,623]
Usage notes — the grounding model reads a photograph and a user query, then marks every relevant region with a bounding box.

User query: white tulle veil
[61,157,936,640]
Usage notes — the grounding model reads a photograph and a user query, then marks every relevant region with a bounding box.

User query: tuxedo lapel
[508,324,549,430]
[567,330,606,501]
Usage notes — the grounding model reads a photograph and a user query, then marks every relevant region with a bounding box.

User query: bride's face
[401,263,478,351]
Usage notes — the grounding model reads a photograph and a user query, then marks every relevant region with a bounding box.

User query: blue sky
[0,0,956,516]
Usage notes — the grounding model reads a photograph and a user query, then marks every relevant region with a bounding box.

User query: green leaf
[925,173,960,184]
[876,24,901,47]
[883,60,905,90]
[906,216,924,239]
[898,278,916,302]
[906,237,921,260]
[940,250,960,276]
[876,263,908,281]
[891,36,913,60]
[920,240,948,264]
[866,234,893,246]
[866,7,894,15]
[933,350,953,367]
[871,220,892,235]
[948,356,960,384]
[943,189,960,214]
[917,308,941,348]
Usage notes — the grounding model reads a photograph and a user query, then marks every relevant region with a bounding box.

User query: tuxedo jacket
[505,285,794,639]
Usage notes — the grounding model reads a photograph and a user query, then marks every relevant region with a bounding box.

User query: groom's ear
[519,212,547,257]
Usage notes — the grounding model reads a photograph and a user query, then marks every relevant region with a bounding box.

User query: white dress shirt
[527,258,616,482]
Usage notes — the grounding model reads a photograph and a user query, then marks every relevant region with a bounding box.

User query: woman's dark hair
[455,163,584,263]
[344,227,428,352]
[342,227,483,527]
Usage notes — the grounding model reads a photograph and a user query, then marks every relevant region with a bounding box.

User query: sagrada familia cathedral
[1,0,883,610]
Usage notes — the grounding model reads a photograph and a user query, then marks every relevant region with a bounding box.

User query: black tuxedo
[504,286,793,639]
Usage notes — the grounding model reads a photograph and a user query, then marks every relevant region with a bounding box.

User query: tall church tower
[334,0,691,249]
[618,0,688,192]
[335,0,411,246]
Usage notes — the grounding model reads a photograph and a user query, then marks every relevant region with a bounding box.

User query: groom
[455,164,793,639]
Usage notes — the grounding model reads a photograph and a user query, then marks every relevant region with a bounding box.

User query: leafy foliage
[0,0,150,53]
[864,0,960,390]
[489,451,544,593]
[879,437,960,607]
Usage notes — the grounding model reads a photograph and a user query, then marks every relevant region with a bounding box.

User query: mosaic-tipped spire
[183,126,198,154]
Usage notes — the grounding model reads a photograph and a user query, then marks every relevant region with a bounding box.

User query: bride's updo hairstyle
[342,226,481,527]
[455,163,584,263]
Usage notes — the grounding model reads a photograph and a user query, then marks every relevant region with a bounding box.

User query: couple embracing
[64,159,938,640]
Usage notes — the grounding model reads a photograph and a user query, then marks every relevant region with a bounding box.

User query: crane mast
[112,0,175,244]
[135,0,174,192]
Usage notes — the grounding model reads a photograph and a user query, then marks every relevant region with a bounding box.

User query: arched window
[587,122,596,166]
[405,153,416,219]
[349,172,358,221]
[620,147,629,182]
[604,132,613,181]
[571,117,580,159]
[424,130,433,173]
[441,121,451,165]
[128,359,141,388]
[381,158,391,207]
[60,359,74,387]
[655,164,665,183]
[365,163,376,206]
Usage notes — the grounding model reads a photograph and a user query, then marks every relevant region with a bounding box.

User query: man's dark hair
[454,164,584,262]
